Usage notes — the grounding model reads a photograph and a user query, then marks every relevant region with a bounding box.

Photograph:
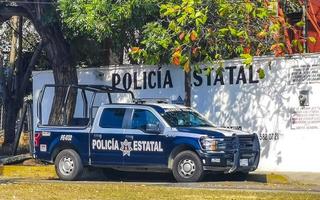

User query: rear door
[90,107,126,165]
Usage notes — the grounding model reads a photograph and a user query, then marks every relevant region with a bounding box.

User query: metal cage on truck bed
[37,84,135,127]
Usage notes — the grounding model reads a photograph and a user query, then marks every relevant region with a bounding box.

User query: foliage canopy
[58,0,160,53]
[130,0,300,76]
[58,0,313,76]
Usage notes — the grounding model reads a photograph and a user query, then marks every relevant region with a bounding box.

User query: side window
[131,109,160,130]
[99,108,126,128]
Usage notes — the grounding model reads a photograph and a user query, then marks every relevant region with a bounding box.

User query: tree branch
[17,40,45,100]
[0,6,30,23]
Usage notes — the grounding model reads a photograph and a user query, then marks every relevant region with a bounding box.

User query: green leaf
[296,21,305,28]
[195,11,202,18]
[258,68,265,79]
[297,41,304,52]
[245,3,254,14]
[185,6,195,14]
[160,5,168,15]
[256,8,268,19]
[184,33,190,43]
[219,28,229,34]
[236,31,245,37]
[214,54,221,60]
[177,15,187,25]
[292,39,298,47]
[194,64,202,74]
[270,23,281,32]
[169,21,176,31]
[229,26,237,36]
[240,53,253,65]
[216,66,224,76]
[205,67,212,76]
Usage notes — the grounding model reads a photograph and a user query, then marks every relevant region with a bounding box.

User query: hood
[175,127,250,137]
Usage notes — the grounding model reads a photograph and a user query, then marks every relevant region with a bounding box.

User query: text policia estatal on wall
[110,66,259,90]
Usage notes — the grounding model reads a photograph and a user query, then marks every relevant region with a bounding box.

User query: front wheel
[55,149,83,181]
[172,150,204,182]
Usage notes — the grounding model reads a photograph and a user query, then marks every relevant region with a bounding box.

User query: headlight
[200,136,226,151]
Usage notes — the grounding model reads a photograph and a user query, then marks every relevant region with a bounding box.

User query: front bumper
[198,134,260,173]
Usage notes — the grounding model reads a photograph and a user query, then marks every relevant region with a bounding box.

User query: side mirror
[146,123,160,134]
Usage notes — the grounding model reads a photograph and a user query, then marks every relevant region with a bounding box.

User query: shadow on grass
[77,168,268,183]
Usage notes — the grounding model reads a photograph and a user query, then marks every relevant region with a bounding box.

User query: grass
[0,182,318,200]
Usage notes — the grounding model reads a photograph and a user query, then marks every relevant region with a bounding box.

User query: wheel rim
[178,159,196,178]
[58,156,74,176]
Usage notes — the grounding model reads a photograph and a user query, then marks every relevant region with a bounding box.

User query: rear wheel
[55,149,83,181]
[172,150,204,182]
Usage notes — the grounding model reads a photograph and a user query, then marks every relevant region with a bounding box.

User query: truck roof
[102,103,188,114]
[146,103,188,113]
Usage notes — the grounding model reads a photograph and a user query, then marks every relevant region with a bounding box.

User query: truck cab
[34,85,260,182]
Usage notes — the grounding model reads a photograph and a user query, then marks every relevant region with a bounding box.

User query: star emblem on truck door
[120,139,133,156]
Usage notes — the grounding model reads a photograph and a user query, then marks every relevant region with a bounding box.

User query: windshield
[162,109,214,127]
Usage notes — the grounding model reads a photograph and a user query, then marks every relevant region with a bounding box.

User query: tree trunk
[0,49,4,130]
[3,96,18,145]
[0,4,78,139]
[2,16,20,146]
[7,4,78,125]
[38,25,78,125]
[184,71,191,107]
[2,41,44,148]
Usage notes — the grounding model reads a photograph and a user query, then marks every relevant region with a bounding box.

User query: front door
[123,109,170,167]
[90,108,126,165]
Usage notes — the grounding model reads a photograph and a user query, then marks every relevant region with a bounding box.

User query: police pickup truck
[34,85,260,182]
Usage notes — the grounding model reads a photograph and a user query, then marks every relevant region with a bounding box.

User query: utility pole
[303,0,309,52]
[184,50,192,107]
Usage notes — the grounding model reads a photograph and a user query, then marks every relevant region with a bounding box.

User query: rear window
[99,108,126,128]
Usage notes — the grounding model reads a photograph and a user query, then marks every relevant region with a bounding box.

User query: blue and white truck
[33,84,260,182]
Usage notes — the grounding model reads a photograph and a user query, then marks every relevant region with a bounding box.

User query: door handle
[125,135,133,140]
[93,134,102,139]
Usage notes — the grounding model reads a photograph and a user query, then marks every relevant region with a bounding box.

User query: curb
[0,165,57,179]
[248,173,289,184]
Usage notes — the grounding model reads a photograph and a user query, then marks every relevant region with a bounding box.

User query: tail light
[34,132,42,147]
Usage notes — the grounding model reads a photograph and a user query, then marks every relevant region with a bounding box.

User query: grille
[238,135,254,150]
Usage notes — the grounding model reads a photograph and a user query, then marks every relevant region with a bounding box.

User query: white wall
[32,54,320,172]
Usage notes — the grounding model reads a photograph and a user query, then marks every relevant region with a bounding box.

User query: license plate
[240,159,249,167]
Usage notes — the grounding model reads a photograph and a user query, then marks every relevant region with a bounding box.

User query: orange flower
[172,56,180,65]
[179,32,185,41]
[244,46,251,54]
[131,47,140,53]
[192,47,200,56]
[174,46,182,53]
[190,30,198,42]
[270,44,284,57]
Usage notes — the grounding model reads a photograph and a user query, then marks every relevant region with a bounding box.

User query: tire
[54,149,83,181]
[172,150,204,182]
